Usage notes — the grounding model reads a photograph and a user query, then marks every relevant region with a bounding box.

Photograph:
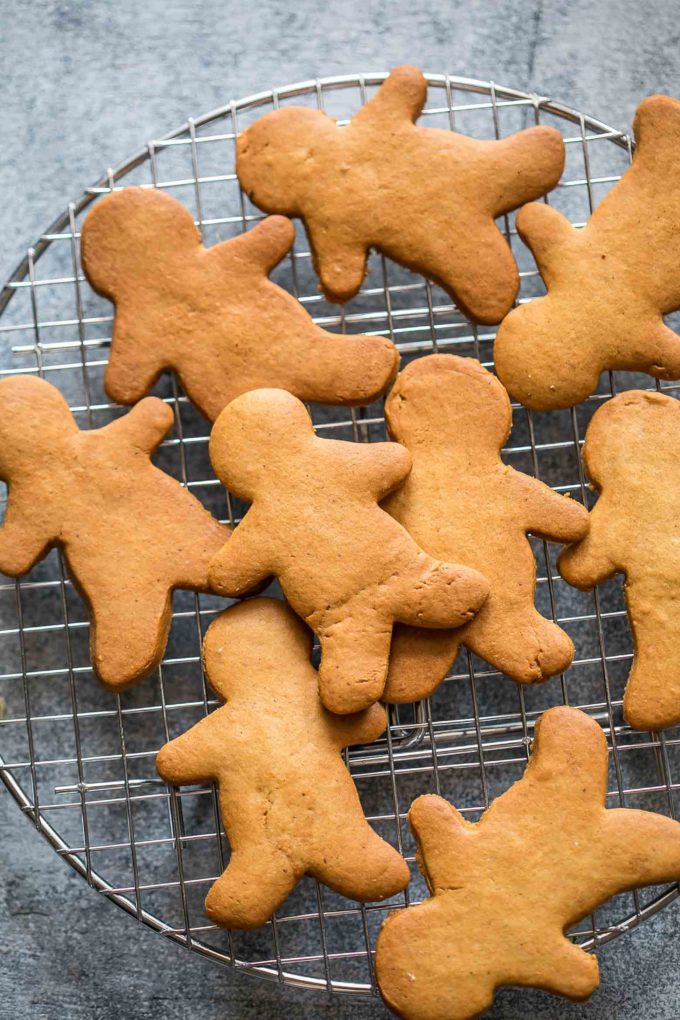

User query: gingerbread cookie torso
[495,95,680,410]
[236,65,565,323]
[207,387,489,715]
[80,187,398,420]
[559,390,680,731]
[375,706,680,1020]
[156,597,410,928]
[383,355,588,703]
[0,376,228,690]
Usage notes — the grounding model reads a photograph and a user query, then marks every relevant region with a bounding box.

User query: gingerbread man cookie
[236,65,565,323]
[559,390,680,731]
[375,706,680,1020]
[156,597,410,929]
[383,356,588,703]
[80,187,398,420]
[0,375,228,690]
[207,388,489,715]
[495,95,680,410]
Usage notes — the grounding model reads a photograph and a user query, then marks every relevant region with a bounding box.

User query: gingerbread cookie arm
[157,718,218,787]
[0,487,55,576]
[558,504,617,590]
[219,215,295,274]
[208,519,274,597]
[409,794,471,893]
[324,701,388,749]
[346,441,412,500]
[156,714,218,786]
[633,94,680,169]
[515,202,577,286]
[106,397,174,454]
[352,65,427,128]
[510,472,590,543]
[105,313,167,406]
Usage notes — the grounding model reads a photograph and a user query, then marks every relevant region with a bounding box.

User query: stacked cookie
[3,66,680,1020]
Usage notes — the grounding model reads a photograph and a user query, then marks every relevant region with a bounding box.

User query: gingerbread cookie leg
[622,583,680,731]
[312,822,409,903]
[316,607,393,715]
[646,319,680,379]
[385,628,460,704]
[423,218,520,325]
[88,584,172,690]
[515,939,600,1002]
[465,602,574,684]
[205,845,299,930]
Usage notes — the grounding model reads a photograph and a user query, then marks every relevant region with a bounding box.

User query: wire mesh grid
[1,72,680,1000]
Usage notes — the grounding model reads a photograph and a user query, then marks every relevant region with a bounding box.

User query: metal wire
[0,73,678,998]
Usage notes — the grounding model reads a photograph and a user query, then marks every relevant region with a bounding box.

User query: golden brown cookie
[236,65,565,323]
[0,375,228,690]
[383,355,588,702]
[80,187,398,419]
[156,597,410,929]
[494,95,680,410]
[375,706,680,1020]
[559,390,680,730]
[207,387,489,715]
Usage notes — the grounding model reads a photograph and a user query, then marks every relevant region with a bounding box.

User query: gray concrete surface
[2,1,680,1018]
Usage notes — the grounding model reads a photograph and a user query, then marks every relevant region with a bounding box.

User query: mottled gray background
[2,1,680,1018]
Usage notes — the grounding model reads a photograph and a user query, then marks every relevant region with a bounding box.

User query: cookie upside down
[375,706,680,1020]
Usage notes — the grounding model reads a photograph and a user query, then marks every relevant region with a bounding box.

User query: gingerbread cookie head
[582,389,676,483]
[209,387,316,500]
[236,105,328,213]
[202,592,313,702]
[0,374,78,473]
[386,355,511,456]
[375,706,680,1020]
[495,95,680,411]
[81,186,201,295]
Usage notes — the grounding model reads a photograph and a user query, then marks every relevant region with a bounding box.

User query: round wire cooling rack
[1,71,680,1003]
